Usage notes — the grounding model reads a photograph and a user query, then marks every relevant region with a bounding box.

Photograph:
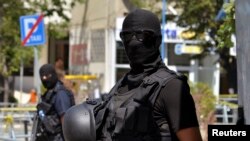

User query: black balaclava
[39,64,58,89]
[120,8,164,91]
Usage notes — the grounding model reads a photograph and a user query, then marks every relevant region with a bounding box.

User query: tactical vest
[96,67,186,141]
[37,82,75,139]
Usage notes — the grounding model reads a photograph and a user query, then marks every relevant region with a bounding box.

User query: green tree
[175,0,235,48]
[216,1,235,49]
[132,0,236,94]
[0,0,84,103]
[175,0,236,94]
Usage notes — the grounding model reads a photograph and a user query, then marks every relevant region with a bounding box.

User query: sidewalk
[0,121,32,141]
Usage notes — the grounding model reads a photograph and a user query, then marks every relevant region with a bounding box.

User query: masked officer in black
[63,8,202,141]
[35,64,75,141]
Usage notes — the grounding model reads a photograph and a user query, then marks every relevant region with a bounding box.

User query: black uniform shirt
[153,78,199,139]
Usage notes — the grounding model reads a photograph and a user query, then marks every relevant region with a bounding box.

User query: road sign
[174,44,183,55]
[175,44,202,55]
[20,14,46,46]
[182,45,203,54]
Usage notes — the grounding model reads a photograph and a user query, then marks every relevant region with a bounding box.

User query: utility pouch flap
[95,108,108,130]
[114,108,126,133]
[42,115,61,134]
[124,107,136,130]
[37,102,52,114]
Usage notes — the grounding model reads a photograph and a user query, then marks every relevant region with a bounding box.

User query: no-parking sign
[20,14,46,46]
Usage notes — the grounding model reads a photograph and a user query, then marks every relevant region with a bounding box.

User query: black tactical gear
[120,29,156,43]
[121,9,162,75]
[63,67,186,141]
[36,81,75,141]
[39,64,58,89]
[98,67,186,141]
[63,99,98,141]
[63,94,112,141]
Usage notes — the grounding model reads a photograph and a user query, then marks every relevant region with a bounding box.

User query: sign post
[235,0,250,124]
[20,14,46,101]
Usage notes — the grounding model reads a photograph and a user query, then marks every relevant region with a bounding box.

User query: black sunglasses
[120,30,156,42]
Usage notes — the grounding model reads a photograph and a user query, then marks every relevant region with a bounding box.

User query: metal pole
[20,58,23,104]
[34,47,41,101]
[235,0,250,124]
[161,0,167,63]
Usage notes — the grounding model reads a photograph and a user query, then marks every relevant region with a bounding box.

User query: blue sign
[174,44,183,55]
[20,14,46,46]
[166,29,177,39]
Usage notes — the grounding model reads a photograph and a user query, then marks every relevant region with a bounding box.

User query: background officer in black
[36,64,75,141]
[63,8,202,141]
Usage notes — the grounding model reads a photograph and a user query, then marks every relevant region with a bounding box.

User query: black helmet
[63,102,96,141]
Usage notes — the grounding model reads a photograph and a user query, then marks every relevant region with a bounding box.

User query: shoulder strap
[43,90,55,103]
[152,67,184,85]
[42,82,63,103]
[114,68,180,107]
[146,67,185,105]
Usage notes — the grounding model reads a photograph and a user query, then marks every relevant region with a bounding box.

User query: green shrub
[189,82,217,123]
